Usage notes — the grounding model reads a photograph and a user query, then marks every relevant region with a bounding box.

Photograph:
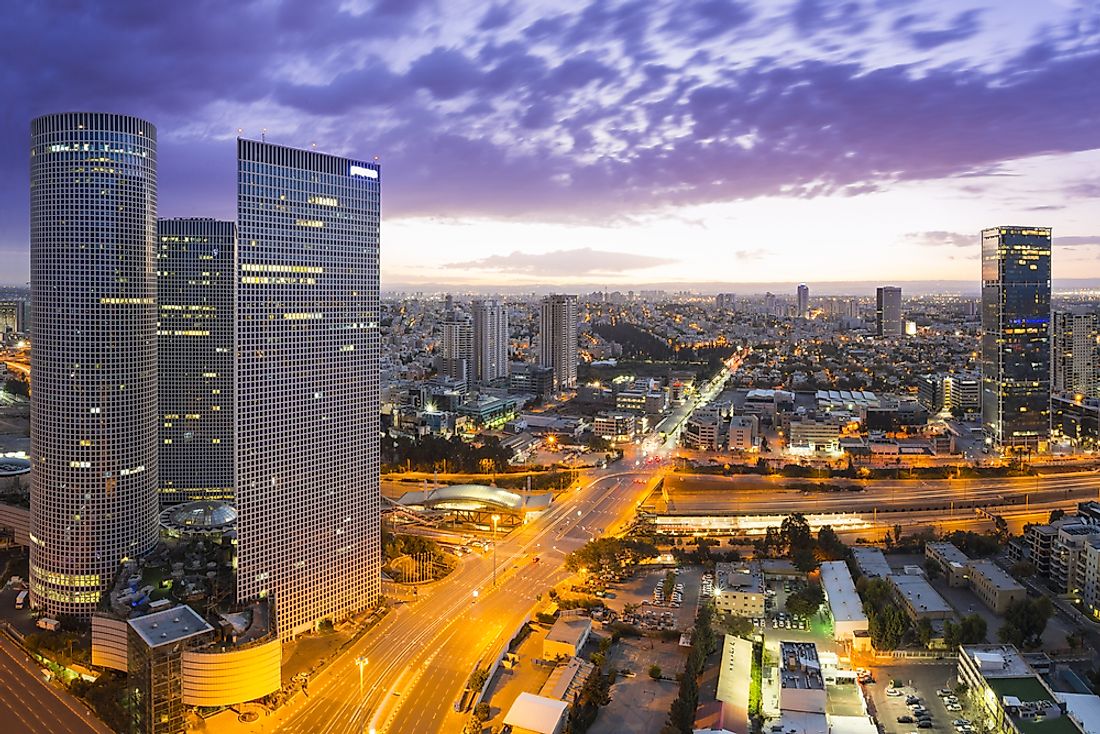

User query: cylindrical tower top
[29,111,160,617]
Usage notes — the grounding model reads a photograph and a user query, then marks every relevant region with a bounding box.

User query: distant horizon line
[5,277,1100,298]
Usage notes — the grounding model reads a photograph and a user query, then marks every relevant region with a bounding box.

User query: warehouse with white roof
[819,561,869,644]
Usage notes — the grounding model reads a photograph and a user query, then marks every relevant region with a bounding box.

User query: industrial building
[925,542,972,587]
[819,561,869,645]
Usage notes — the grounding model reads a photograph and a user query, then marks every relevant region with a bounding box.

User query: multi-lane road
[274,466,655,734]
[0,635,110,734]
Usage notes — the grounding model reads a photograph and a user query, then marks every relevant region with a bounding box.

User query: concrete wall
[91,615,128,671]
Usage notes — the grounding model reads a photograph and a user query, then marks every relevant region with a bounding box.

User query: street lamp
[491,514,500,586]
[355,655,369,695]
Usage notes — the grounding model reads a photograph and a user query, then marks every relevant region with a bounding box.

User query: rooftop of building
[962,645,1035,678]
[819,561,867,625]
[851,547,892,579]
[890,573,953,614]
[503,692,568,734]
[545,615,592,647]
[927,541,971,567]
[539,656,594,702]
[715,562,764,595]
[779,641,823,690]
[967,560,1025,591]
[128,604,213,649]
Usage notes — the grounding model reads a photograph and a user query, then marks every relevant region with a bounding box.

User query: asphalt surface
[0,635,111,734]
[273,465,656,734]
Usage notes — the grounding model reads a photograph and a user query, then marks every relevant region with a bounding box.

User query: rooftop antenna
[236,128,243,137]
[311,142,317,150]
[261,128,267,143]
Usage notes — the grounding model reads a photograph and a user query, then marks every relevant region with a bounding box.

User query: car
[918,722,934,729]
[898,716,915,724]
[887,688,902,697]
[946,704,962,712]
[938,690,953,698]
[952,720,971,727]
[907,696,921,705]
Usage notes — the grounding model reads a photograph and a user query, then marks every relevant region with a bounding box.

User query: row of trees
[754,513,847,571]
[858,577,910,650]
[661,603,718,734]
[564,538,659,576]
[382,434,512,474]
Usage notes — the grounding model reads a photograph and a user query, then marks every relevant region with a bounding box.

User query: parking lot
[866,663,965,734]
[605,566,702,631]
[591,636,685,734]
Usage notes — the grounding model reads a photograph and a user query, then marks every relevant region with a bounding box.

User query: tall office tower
[157,218,236,504]
[796,283,809,319]
[763,292,777,316]
[715,293,736,310]
[440,310,473,384]
[236,139,380,638]
[29,112,160,616]
[539,294,579,391]
[875,286,903,336]
[981,226,1052,450]
[0,300,26,333]
[1052,311,1099,396]
[471,299,509,384]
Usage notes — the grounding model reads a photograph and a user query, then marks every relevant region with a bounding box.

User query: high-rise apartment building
[875,286,902,337]
[1052,311,1099,397]
[539,294,578,391]
[440,310,473,384]
[29,112,161,616]
[471,298,508,384]
[236,139,380,638]
[0,300,27,334]
[981,226,1052,450]
[715,293,736,310]
[156,218,236,504]
[796,283,809,319]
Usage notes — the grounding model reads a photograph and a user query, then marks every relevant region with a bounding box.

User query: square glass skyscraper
[235,139,380,638]
[980,226,1051,450]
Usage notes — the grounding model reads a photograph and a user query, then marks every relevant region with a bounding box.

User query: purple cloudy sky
[1,0,1099,287]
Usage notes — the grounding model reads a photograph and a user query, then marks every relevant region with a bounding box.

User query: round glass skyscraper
[29,112,160,616]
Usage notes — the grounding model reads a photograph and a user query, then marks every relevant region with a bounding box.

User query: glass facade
[981,226,1052,450]
[157,218,236,503]
[29,112,160,616]
[235,139,380,639]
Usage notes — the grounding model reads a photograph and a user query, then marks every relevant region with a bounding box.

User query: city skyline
[2,0,1100,287]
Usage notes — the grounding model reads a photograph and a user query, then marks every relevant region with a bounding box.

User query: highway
[274,464,655,734]
[0,635,111,734]
[646,471,1100,515]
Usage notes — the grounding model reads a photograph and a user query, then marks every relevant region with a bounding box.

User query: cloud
[448,247,677,276]
[905,231,973,247]
[895,9,984,50]
[1057,236,1100,247]
[734,248,770,260]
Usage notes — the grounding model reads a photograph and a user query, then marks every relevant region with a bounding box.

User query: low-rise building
[592,411,638,443]
[957,645,1083,734]
[727,415,759,451]
[819,561,869,644]
[851,546,892,580]
[967,560,1026,615]
[503,692,569,734]
[889,573,954,622]
[713,562,765,618]
[543,616,592,660]
[787,415,841,454]
[925,542,971,587]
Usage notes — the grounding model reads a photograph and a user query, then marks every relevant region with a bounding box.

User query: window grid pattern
[157,218,237,503]
[539,295,579,391]
[235,139,380,639]
[29,112,160,616]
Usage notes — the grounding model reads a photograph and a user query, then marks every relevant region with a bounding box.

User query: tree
[998,598,1053,648]
[816,525,847,561]
[473,702,491,722]
[781,513,814,557]
[1049,509,1066,523]
[869,605,909,650]
[786,584,824,617]
[649,664,662,680]
[1011,561,1037,579]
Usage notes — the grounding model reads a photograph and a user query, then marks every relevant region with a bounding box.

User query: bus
[15,590,28,609]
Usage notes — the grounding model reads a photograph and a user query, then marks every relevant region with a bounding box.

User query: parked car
[918,722,934,729]
[898,716,915,724]
[887,688,903,697]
